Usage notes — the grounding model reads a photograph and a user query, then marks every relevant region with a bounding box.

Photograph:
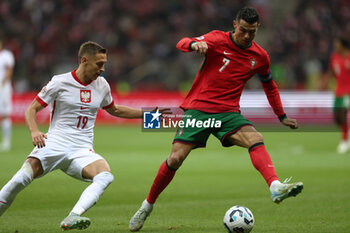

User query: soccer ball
[223,205,254,233]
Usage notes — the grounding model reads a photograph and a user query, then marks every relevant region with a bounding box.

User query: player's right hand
[31,131,47,148]
[281,118,298,129]
[191,41,208,56]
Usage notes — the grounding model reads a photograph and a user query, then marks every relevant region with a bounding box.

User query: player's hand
[191,41,208,56]
[281,118,298,129]
[31,131,47,148]
[151,107,172,116]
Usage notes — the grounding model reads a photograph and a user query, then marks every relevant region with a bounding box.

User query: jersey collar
[229,31,252,50]
[71,69,93,86]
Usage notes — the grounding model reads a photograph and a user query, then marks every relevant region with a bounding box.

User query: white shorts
[28,132,106,182]
[0,84,12,116]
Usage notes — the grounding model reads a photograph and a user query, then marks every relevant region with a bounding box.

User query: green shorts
[334,96,350,110]
[173,109,254,148]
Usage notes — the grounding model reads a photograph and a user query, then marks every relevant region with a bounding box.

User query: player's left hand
[191,41,208,56]
[151,107,172,116]
[281,118,298,129]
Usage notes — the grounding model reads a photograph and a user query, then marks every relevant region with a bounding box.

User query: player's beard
[240,39,251,48]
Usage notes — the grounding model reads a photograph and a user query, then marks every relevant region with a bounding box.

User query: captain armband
[258,71,273,83]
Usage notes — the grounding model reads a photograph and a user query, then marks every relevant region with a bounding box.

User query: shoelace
[282,176,292,184]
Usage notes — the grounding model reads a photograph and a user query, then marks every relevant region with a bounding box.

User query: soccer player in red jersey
[328,35,350,153]
[129,7,303,231]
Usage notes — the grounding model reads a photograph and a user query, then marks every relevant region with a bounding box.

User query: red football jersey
[177,30,270,113]
[330,52,350,96]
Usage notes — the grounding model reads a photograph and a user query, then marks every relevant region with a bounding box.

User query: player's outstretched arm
[105,105,171,119]
[259,73,298,130]
[105,104,143,119]
[25,99,47,148]
[176,37,208,56]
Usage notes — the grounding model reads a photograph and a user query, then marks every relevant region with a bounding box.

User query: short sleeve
[36,77,59,107]
[100,78,114,109]
[4,50,14,68]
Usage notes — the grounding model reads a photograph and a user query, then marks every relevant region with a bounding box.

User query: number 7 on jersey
[219,58,230,72]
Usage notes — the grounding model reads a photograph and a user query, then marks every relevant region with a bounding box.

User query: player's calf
[0,161,33,216]
[70,171,114,216]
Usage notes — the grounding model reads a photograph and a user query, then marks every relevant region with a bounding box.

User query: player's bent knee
[248,132,264,147]
[93,171,114,187]
[11,162,34,191]
[21,161,34,180]
[168,152,186,168]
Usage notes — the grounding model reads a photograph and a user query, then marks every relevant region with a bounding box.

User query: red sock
[341,124,348,140]
[146,161,176,204]
[249,143,278,187]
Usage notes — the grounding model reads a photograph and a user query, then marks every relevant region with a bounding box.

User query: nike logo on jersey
[223,51,233,55]
[80,107,88,110]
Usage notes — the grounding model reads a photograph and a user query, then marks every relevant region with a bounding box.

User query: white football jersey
[0,49,15,115]
[36,70,114,146]
[0,49,14,88]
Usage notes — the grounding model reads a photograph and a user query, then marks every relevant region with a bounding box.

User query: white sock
[1,118,11,146]
[142,199,154,211]
[269,180,281,192]
[0,162,33,216]
[70,172,114,216]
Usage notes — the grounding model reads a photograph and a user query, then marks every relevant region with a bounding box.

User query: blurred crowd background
[0,0,349,93]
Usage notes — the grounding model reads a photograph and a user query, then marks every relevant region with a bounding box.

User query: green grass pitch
[0,124,349,232]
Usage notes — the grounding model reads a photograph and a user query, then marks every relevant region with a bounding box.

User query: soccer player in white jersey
[0,41,149,230]
[0,36,15,152]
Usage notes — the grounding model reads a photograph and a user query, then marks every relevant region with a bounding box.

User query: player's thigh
[26,157,44,178]
[334,108,347,124]
[64,148,109,182]
[226,125,264,149]
[27,136,68,178]
[173,109,212,148]
[82,159,111,180]
[212,112,255,147]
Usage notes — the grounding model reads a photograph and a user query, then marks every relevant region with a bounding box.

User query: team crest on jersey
[178,128,184,136]
[250,58,257,70]
[80,90,91,103]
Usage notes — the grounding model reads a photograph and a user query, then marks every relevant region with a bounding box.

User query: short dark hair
[78,41,107,63]
[236,7,260,24]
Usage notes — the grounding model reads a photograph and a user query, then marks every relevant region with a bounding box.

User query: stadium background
[1,0,349,124]
[0,1,350,233]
